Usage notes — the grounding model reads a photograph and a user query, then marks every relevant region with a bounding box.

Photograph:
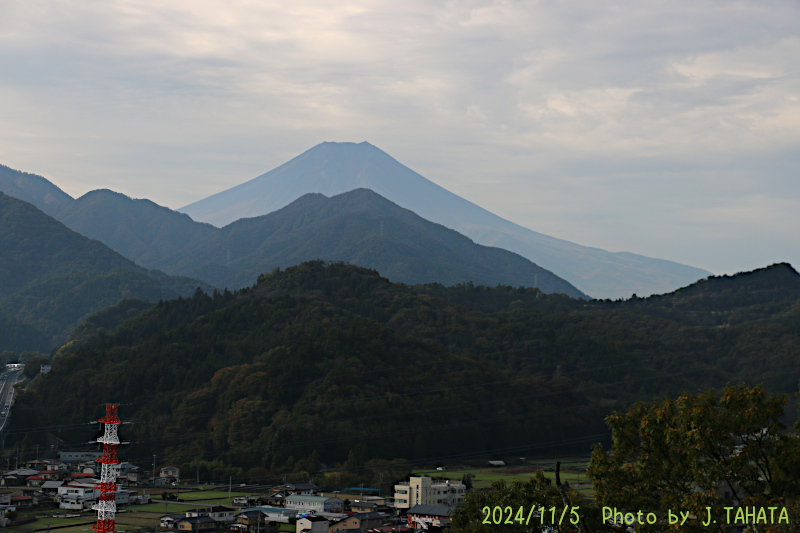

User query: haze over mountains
[0,163,586,297]
[1,138,713,301]
[0,191,213,352]
[180,142,712,299]
[152,188,586,297]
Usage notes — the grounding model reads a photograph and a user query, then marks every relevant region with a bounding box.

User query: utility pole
[153,455,156,485]
[229,476,232,499]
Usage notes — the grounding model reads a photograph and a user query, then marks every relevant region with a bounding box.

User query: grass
[4,517,95,533]
[412,455,594,495]
[165,490,249,501]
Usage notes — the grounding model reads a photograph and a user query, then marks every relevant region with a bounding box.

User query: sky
[1,0,798,275]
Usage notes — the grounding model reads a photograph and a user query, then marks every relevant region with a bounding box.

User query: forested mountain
[11,261,799,480]
[0,167,584,298]
[178,141,712,298]
[0,163,73,217]
[0,192,212,351]
[56,189,218,267]
[151,189,586,297]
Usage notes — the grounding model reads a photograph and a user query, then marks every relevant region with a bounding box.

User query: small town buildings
[329,512,385,532]
[297,515,330,533]
[266,482,319,506]
[350,501,380,513]
[58,450,100,462]
[285,495,344,513]
[161,513,187,528]
[207,505,236,522]
[232,510,267,533]
[270,482,319,496]
[393,477,465,509]
[176,516,216,532]
[241,507,298,523]
[184,506,236,522]
[25,475,44,487]
[233,495,262,507]
[11,495,35,507]
[41,480,65,495]
[406,504,453,529]
[161,466,181,480]
[57,482,98,510]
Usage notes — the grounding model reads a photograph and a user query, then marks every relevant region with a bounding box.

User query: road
[0,366,23,436]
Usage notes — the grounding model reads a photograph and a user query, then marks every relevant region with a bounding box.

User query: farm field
[1,489,252,533]
[412,456,593,494]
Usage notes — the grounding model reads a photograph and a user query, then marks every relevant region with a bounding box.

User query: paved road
[0,367,23,434]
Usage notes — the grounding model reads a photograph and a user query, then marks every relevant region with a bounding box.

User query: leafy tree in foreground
[451,474,575,533]
[587,384,800,532]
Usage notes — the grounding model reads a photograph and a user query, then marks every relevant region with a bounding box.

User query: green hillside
[153,189,587,297]
[0,192,214,351]
[11,261,800,480]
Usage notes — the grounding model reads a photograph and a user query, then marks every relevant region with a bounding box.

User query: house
[232,510,267,532]
[329,512,385,532]
[393,477,465,509]
[41,480,65,495]
[41,470,66,481]
[161,513,188,528]
[270,482,319,496]
[176,516,217,532]
[406,505,453,529]
[11,495,35,507]
[59,450,101,462]
[183,506,235,522]
[285,495,343,513]
[161,466,181,480]
[0,491,11,505]
[350,501,379,513]
[126,468,144,484]
[241,507,298,524]
[297,515,329,533]
[233,495,262,507]
[57,482,98,510]
[25,475,44,487]
[207,505,236,522]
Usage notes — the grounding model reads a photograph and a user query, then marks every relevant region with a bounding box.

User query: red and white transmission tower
[92,404,120,533]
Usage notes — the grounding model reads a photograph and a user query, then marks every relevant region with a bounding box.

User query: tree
[587,384,800,532]
[461,473,474,490]
[23,356,44,379]
[451,474,570,532]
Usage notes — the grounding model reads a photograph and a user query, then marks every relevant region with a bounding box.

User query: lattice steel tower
[92,404,120,533]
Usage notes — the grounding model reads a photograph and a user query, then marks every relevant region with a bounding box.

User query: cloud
[0,0,798,273]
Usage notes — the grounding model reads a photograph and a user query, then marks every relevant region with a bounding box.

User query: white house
[284,495,343,513]
[297,516,329,533]
[393,477,465,509]
[57,483,98,510]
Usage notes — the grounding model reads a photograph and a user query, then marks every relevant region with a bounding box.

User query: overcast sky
[1,0,798,275]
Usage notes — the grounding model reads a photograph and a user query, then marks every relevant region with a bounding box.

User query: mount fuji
[180,142,711,298]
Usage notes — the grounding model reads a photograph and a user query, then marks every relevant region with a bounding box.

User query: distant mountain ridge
[57,189,218,267]
[0,163,73,217]
[179,141,713,299]
[0,164,586,298]
[0,191,213,351]
[152,188,587,297]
